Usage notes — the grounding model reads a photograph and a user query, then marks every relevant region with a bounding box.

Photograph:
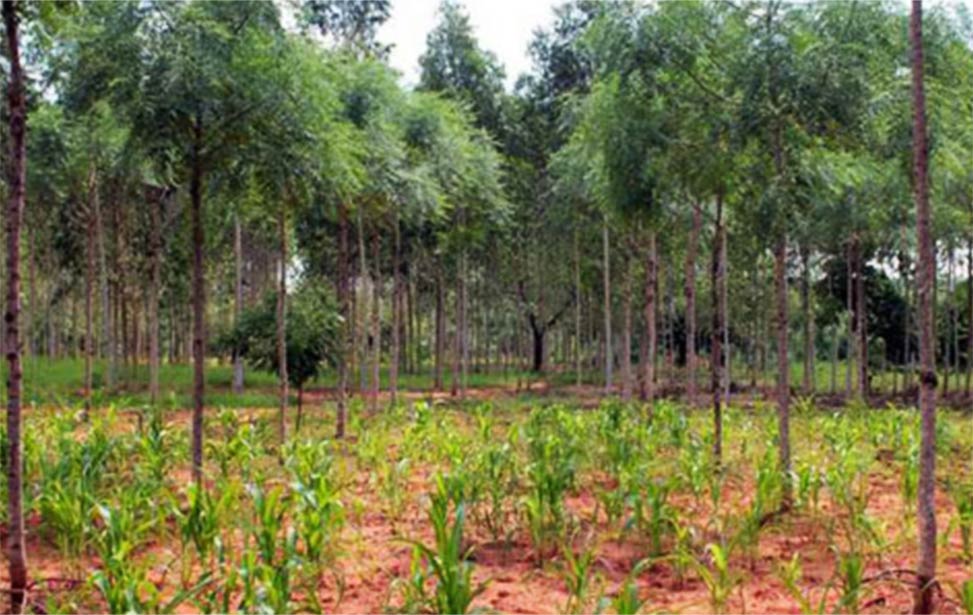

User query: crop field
[6,390,971,614]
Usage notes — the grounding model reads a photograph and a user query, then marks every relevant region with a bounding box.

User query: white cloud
[381,0,560,90]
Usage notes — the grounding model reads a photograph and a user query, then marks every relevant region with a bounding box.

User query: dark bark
[603,219,613,393]
[149,189,165,404]
[335,203,349,439]
[642,231,657,404]
[712,193,725,465]
[774,234,792,508]
[686,204,701,405]
[911,2,937,611]
[800,242,813,394]
[370,229,380,409]
[435,265,444,391]
[3,1,28,609]
[276,203,288,445]
[84,167,95,420]
[232,215,244,394]
[190,117,205,485]
[390,213,400,405]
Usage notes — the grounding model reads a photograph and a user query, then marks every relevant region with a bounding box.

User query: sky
[379,0,560,90]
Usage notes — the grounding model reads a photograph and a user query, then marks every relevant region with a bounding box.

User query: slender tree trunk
[3,3,28,608]
[574,227,582,387]
[84,167,96,420]
[846,243,854,397]
[712,194,725,465]
[435,265,444,391]
[335,203,350,439]
[149,191,163,404]
[854,235,868,400]
[801,242,813,394]
[774,234,792,508]
[189,117,205,485]
[622,260,633,401]
[603,218,613,394]
[370,229,380,410]
[357,209,368,395]
[276,204,288,445]
[831,326,839,394]
[390,214,400,405]
[911,3,937,610]
[460,250,468,398]
[685,204,701,405]
[643,230,657,405]
[94,184,111,391]
[966,234,972,397]
[721,236,730,400]
[232,215,244,394]
[451,267,460,397]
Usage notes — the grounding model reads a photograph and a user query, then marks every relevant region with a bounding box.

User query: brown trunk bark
[854,235,868,400]
[335,203,349,438]
[390,213,400,405]
[603,219,613,394]
[435,265,444,391]
[685,204,701,405]
[276,203,288,445]
[370,229,380,409]
[621,260,633,401]
[232,214,244,394]
[642,230,657,405]
[966,235,972,397]
[911,3,937,610]
[712,194,724,465]
[190,118,205,485]
[149,192,163,403]
[574,227,582,386]
[3,2,28,608]
[800,242,812,394]
[84,167,96,420]
[774,234,791,507]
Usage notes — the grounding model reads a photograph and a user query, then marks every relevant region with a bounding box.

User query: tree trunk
[966,234,972,397]
[622,260,633,401]
[435,265,444,391]
[800,242,813,394]
[721,235,730,400]
[190,117,205,485]
[390,213,400,405]
[149,192,163,403]
[232,214,244,394]
[685,204,701,405]
[774,234,792,508]
[84,167,96,420]
[712,194,725,465]
[603,218,613,394]
[370,229,380,410]
[853,235,868,400]
[911,3,937,610]
[93,184,112,392]
[335,203,350,439]
[3,2,28,608]
[574,226,582,386]
[357,208,368,395]
[460,250,468,398]
[643,230,657,405]
[276,204,288,445]
[846,245,854,397]
[532,327,544,373]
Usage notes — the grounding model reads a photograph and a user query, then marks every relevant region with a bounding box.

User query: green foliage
[218,285,341,393]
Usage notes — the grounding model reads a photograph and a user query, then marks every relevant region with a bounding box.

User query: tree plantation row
[0,0,969,613]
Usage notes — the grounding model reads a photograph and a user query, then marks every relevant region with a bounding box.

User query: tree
[3,1,28,610]
[220,285,340,432]
[910,1,936,611]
